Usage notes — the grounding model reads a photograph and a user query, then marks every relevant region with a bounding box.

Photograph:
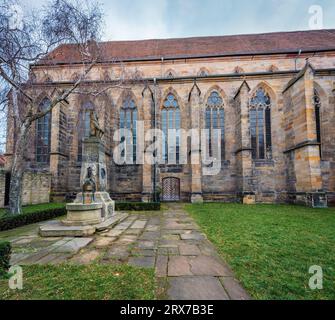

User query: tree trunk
[8,121,30,215]
[9,164,24,215]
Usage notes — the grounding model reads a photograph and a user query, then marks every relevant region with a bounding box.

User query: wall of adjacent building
[21,172,51,206]
[0,171,51,208]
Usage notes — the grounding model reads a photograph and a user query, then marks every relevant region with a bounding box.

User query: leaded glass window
[249,88,272,160]
[36,98,51,164]
[120,94,137,163]
[205,91,225,160]
[162,94,180,163]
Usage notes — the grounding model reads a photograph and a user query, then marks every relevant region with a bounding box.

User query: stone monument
[39,111,126,237]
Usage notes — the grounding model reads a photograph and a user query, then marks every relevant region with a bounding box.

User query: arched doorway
[162,177,180,202]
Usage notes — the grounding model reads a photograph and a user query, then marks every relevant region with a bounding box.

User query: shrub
[0,207,66,231]
[116,202,161,211]
[0,242,11,278]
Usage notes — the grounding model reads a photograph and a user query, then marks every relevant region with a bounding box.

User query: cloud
[102,0,170,40]
[13,0,335,40]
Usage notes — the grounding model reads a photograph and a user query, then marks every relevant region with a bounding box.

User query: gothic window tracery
[36,98,52,164]
[162,93,180,163]
[205,91,225,160]
[120,93,138,163]
[249,88,272,160]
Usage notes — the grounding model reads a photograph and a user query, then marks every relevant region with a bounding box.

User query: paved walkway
[6,203,250,300]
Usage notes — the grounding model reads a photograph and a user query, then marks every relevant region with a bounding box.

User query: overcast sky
[1,0,334,153]
[21,0,335,41]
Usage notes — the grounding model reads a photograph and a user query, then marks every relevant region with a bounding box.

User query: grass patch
[0,264,156,300]
[185,203,335,300]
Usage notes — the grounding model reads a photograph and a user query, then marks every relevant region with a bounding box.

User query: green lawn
[0,264,156,300]
[185,203,335,300]
[0,203,66,218]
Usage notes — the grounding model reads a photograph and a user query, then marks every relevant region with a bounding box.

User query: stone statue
[82,167,96,203]
[89,110,104,138]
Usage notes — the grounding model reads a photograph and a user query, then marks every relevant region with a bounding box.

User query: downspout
[153,78,157,202]
[295,49,302,71]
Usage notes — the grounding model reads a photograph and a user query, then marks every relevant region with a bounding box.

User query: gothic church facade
[4,29,335,206]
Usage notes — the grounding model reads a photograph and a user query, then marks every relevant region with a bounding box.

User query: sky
[20,0,335,41]
[100,0,335,40]
[1,0,334,153]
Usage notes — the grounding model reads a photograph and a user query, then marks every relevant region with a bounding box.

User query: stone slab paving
[168,276,230,300]
[2,204,251,300]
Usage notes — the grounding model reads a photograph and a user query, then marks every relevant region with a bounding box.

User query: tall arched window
[162,93,180,163]
[314,89,322,157]
[78,102,94,162]
[205,91,225,160]
[120,94,137,164]
[249,88,272,160]
[36,98,51,164]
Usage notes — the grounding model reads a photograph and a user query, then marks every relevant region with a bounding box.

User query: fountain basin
[62,203,103,226]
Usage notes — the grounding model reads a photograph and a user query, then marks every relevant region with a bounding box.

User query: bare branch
[30,60,97,121]
[0,0,105,213]
[0,64,33,102]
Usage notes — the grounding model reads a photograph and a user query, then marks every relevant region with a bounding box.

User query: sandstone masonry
[3,30,335,206]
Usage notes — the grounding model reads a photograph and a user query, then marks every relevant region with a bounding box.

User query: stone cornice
[283,140,321,154]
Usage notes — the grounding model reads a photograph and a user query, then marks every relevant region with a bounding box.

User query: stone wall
[21,172,51,206]
[4,48,335,205]
[0,171,51,208]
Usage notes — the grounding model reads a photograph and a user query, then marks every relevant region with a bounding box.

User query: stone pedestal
[191,193,204,203]
[74,192,115,219]
[39,132,120,238]
[63,203,103,226]
[243,194,256,205]
[80,137,108,192]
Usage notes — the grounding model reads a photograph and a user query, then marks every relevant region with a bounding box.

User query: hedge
[0,207,66,232]
[115,202,161,211]
[0,203,159,230]
[0,241,11,278]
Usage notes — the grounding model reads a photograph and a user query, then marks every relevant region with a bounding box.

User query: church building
[3,29,335,207]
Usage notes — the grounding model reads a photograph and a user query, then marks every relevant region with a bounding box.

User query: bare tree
[0,0,104,214]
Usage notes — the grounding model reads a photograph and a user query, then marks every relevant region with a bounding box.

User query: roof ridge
[37,29,335,66]
[97,28,335,44]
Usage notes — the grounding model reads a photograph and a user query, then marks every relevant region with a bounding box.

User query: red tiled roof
[38,29,335,65]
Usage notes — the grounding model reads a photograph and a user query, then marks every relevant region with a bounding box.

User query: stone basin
[63,203,103,226]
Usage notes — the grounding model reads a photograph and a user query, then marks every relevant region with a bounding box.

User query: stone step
[96,212,128,232]
[39,223,96,237]
[39,212,129,237]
